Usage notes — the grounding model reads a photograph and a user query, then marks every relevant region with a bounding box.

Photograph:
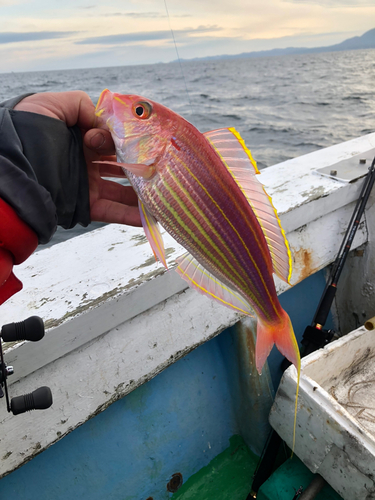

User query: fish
[95,89,301,443]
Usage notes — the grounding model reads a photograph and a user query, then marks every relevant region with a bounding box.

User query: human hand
[14,91,141,227]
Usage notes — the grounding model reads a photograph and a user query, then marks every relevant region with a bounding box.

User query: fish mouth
[95,89,111,112]
[95,89,114,127]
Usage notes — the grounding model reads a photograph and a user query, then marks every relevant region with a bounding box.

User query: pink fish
[95,89,301,427]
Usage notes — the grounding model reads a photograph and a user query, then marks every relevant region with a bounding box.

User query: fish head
[95,89,173,166]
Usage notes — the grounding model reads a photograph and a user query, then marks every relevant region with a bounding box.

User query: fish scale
[138,131,277,322]
[95,89,301,450]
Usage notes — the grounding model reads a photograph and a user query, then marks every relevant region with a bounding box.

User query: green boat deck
[172,435,342,500]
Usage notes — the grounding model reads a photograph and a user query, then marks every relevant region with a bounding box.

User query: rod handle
[1,316,45,342]
[11,386,53,415]
[313,285,337,327]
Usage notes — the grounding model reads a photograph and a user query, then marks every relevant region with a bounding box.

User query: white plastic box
[269,326,375,500]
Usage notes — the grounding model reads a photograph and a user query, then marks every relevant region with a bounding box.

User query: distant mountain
[328,28,375,51]
[180,28,375,62]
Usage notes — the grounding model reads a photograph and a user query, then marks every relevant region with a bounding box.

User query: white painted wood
[0,288,242,477]
[0,133,374,476]
[269,326,375,499]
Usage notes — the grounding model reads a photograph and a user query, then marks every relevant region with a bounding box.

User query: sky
[0,0,374,73]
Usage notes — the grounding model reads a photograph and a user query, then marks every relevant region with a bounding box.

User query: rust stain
[167,472,183,492]
[294,248,315,282]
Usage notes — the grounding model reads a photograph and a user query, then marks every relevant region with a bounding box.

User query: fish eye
[133,101,152,120]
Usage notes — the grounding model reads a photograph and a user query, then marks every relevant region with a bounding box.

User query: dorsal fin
[204,127,292,283]
[176,252,254,317]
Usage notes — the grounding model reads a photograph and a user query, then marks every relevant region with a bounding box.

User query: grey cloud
[284,0,373,4]
[76,26,222,45]
[81,10,193,19]
[0,32,75,44]
[76,31,172,45]
[101,12,166,18]
[100,12,192,18]
[83,10,191,18]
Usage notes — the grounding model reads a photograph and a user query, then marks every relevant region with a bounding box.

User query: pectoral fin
[93,160,155,179]
[204,127,292,283]
[139,200,168,269]
[176,252,254,316]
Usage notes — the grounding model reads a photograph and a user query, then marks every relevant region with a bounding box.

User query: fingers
[84,128,115,155]
[90,199,142,226]
[14,92,114,155]
[14,91,95,128]
[98,163,127,178]
[89,179,141,226]
[98,180,138,207]
[14,91,144,229]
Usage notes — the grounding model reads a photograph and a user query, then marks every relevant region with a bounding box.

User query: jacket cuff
[0,98,91,244]
[0,93,34,110]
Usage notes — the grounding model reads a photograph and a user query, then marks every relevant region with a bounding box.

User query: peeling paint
[40,268,169,331]
[300,186,329,202]
[133,247,176,270]
[130,234,148,245]
[132,256,156,270]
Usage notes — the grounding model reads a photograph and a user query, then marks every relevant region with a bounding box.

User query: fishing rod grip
[10,386,53,415]
[313,284,337,327]
[1,316,44,342]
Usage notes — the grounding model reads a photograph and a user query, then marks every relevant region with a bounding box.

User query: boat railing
[0,132,374,477]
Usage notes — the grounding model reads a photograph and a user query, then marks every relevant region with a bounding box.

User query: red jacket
[0,198,38,305]
[0,94,90,304]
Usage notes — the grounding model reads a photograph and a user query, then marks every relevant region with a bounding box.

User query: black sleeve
[0,95,91,244]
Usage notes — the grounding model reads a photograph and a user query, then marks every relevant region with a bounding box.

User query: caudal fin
[256,309,301,452]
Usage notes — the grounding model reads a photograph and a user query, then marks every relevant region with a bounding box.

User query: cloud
[76,26,223,45]
[0,31,76,44]
[101,12,166,18]
[283,0,373,4]
[99,12,192,18]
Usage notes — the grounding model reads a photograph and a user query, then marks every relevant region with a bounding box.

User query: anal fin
[176,252,254,316]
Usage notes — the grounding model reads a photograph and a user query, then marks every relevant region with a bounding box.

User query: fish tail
[256,309,301,453]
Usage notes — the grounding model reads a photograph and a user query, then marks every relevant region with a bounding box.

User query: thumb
[84,129,115,155]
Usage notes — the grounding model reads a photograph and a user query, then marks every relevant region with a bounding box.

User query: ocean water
[1,48,374,168]
[1,48,374,244]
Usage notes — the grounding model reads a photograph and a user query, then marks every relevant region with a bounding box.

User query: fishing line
[163,0,194,116]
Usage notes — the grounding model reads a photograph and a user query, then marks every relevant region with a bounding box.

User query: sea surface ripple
[1,49,374,245]
[1,48,374,169]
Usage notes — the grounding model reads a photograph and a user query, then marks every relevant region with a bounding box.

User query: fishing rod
[249,152,375,499]
[0,316,53,416]
[164,0,194,117]
[301,152,375,356]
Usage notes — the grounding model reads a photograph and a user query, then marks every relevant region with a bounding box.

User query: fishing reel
[0,316,52,415]
[300,325,336,358]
